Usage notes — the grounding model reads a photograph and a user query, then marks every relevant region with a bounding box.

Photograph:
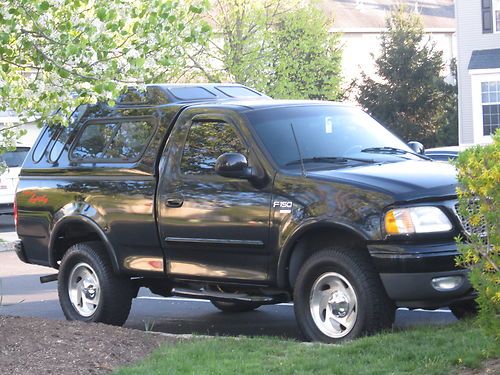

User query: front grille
[454,200,487,238]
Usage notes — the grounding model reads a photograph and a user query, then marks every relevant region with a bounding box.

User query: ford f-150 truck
[14,83,476,343]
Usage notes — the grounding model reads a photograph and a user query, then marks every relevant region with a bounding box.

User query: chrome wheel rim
[68,262,100,317]
[309,272,358,338]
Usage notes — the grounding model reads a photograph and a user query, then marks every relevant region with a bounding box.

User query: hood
[307,160,457,202]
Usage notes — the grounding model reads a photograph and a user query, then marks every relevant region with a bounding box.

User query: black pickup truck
[15,83,475,343]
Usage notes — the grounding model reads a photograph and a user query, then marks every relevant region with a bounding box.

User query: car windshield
[0,147,30,168]
[246,105,420,169]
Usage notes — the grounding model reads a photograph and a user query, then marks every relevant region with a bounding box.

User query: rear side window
[71,118,155,162]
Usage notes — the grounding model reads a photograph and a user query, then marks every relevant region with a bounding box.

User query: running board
[40,274,58,283]
[171,287,283,304]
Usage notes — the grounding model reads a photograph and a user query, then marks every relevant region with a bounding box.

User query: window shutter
[482,0,493,33]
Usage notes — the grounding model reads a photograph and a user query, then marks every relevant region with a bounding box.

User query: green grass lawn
[115,321,498,375]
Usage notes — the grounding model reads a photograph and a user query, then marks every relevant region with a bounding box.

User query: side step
[40,274,58,283]
[172,287,286,304]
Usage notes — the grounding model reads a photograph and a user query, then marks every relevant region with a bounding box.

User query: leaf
[58,69,69,78]
[39,1,50,11]
[96,8,107,21]
[189,5,203,14]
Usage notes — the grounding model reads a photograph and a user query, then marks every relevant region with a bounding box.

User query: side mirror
[215,153,253,179]
[407,141,425,155]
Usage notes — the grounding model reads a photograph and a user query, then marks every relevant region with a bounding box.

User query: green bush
[454,131,499,338]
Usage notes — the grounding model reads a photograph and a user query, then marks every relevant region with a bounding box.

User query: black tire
[57,241,134,326]
[211,300,262,313]
[450,300,478,320]
[293,247,395,343]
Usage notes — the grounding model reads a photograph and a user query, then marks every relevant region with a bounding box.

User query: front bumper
[368,241,475,308]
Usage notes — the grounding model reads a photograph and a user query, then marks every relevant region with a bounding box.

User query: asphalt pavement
[0,241,458,340]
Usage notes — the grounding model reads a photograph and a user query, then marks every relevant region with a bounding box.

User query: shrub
[454,131,499,337]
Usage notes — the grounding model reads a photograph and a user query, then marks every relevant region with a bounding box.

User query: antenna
[290,123,306,177]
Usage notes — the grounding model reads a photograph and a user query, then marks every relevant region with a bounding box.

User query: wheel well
[285,226,368,289]
[50,221,104,269]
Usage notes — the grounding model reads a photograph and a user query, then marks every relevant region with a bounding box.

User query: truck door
[157,111,272,282]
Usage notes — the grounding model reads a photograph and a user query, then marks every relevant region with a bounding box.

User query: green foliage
[357,4,456,143]
[266,6,342,100]
[200,0,342,100]
[454,131,500,337]
[0,0,211,144]
[115,322,499,375]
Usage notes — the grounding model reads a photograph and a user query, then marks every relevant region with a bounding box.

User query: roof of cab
[130,83,271,105]
[185,99,355,112]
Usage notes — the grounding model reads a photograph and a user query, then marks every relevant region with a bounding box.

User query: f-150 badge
[273,201,292,214]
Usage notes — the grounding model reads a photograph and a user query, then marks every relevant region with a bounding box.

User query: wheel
[450,300,478,320]
[58,241,134,326]
[211,300,262,313]
[293,247,395,343]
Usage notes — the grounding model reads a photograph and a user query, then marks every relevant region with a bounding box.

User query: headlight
[384,206,452,235]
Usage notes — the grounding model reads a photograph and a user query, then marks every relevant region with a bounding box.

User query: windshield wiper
[361,147,431,160]
[286,156,375,166]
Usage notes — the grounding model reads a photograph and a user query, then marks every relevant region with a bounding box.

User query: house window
[481,81,500,135]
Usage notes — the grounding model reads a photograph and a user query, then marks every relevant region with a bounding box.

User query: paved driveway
[0,251,458,340]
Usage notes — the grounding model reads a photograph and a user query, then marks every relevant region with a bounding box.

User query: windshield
[0,147,30,168]
[246,105,418,169]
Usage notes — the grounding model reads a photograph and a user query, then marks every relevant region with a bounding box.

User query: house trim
[468,69,500,144]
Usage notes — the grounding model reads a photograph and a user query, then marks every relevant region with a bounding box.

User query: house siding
[456,0,500,144]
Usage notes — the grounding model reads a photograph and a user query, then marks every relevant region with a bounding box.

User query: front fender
[275,220,369,289]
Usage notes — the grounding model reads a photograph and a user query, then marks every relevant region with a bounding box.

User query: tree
[266,5,342,100]
[433,58,458,147]
[357,4,456,144]
[0,0,210,148]
[198,0,342,100]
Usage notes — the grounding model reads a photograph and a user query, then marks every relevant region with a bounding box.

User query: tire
[450,300,478,320]
[57,241,134,326]
[293,247,395,343]
[211,300,262,313]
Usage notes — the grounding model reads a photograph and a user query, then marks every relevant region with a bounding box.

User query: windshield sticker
[325,116,333,134]
[273,201,293,214]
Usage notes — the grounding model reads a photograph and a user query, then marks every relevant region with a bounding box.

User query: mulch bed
[0,315,179,374]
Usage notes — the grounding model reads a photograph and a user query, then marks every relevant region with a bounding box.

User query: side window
[49,105,89,162]
[72,122,118,159]
[181,121,246,175]
[71,119,155,161]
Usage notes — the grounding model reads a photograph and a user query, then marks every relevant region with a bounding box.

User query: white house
[0,111,40,147]
[455,0,500,145]
[319,0,456,87]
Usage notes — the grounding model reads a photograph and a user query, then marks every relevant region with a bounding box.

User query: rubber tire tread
[211,300,262,313]
[293,247,395,343]
[58,241,134,326]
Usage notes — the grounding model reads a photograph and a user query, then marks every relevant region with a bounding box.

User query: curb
[0,241,16,252]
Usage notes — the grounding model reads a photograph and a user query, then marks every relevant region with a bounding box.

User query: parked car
[425,146,466,162]
[0,145,30,215]
[15,84,476,343]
